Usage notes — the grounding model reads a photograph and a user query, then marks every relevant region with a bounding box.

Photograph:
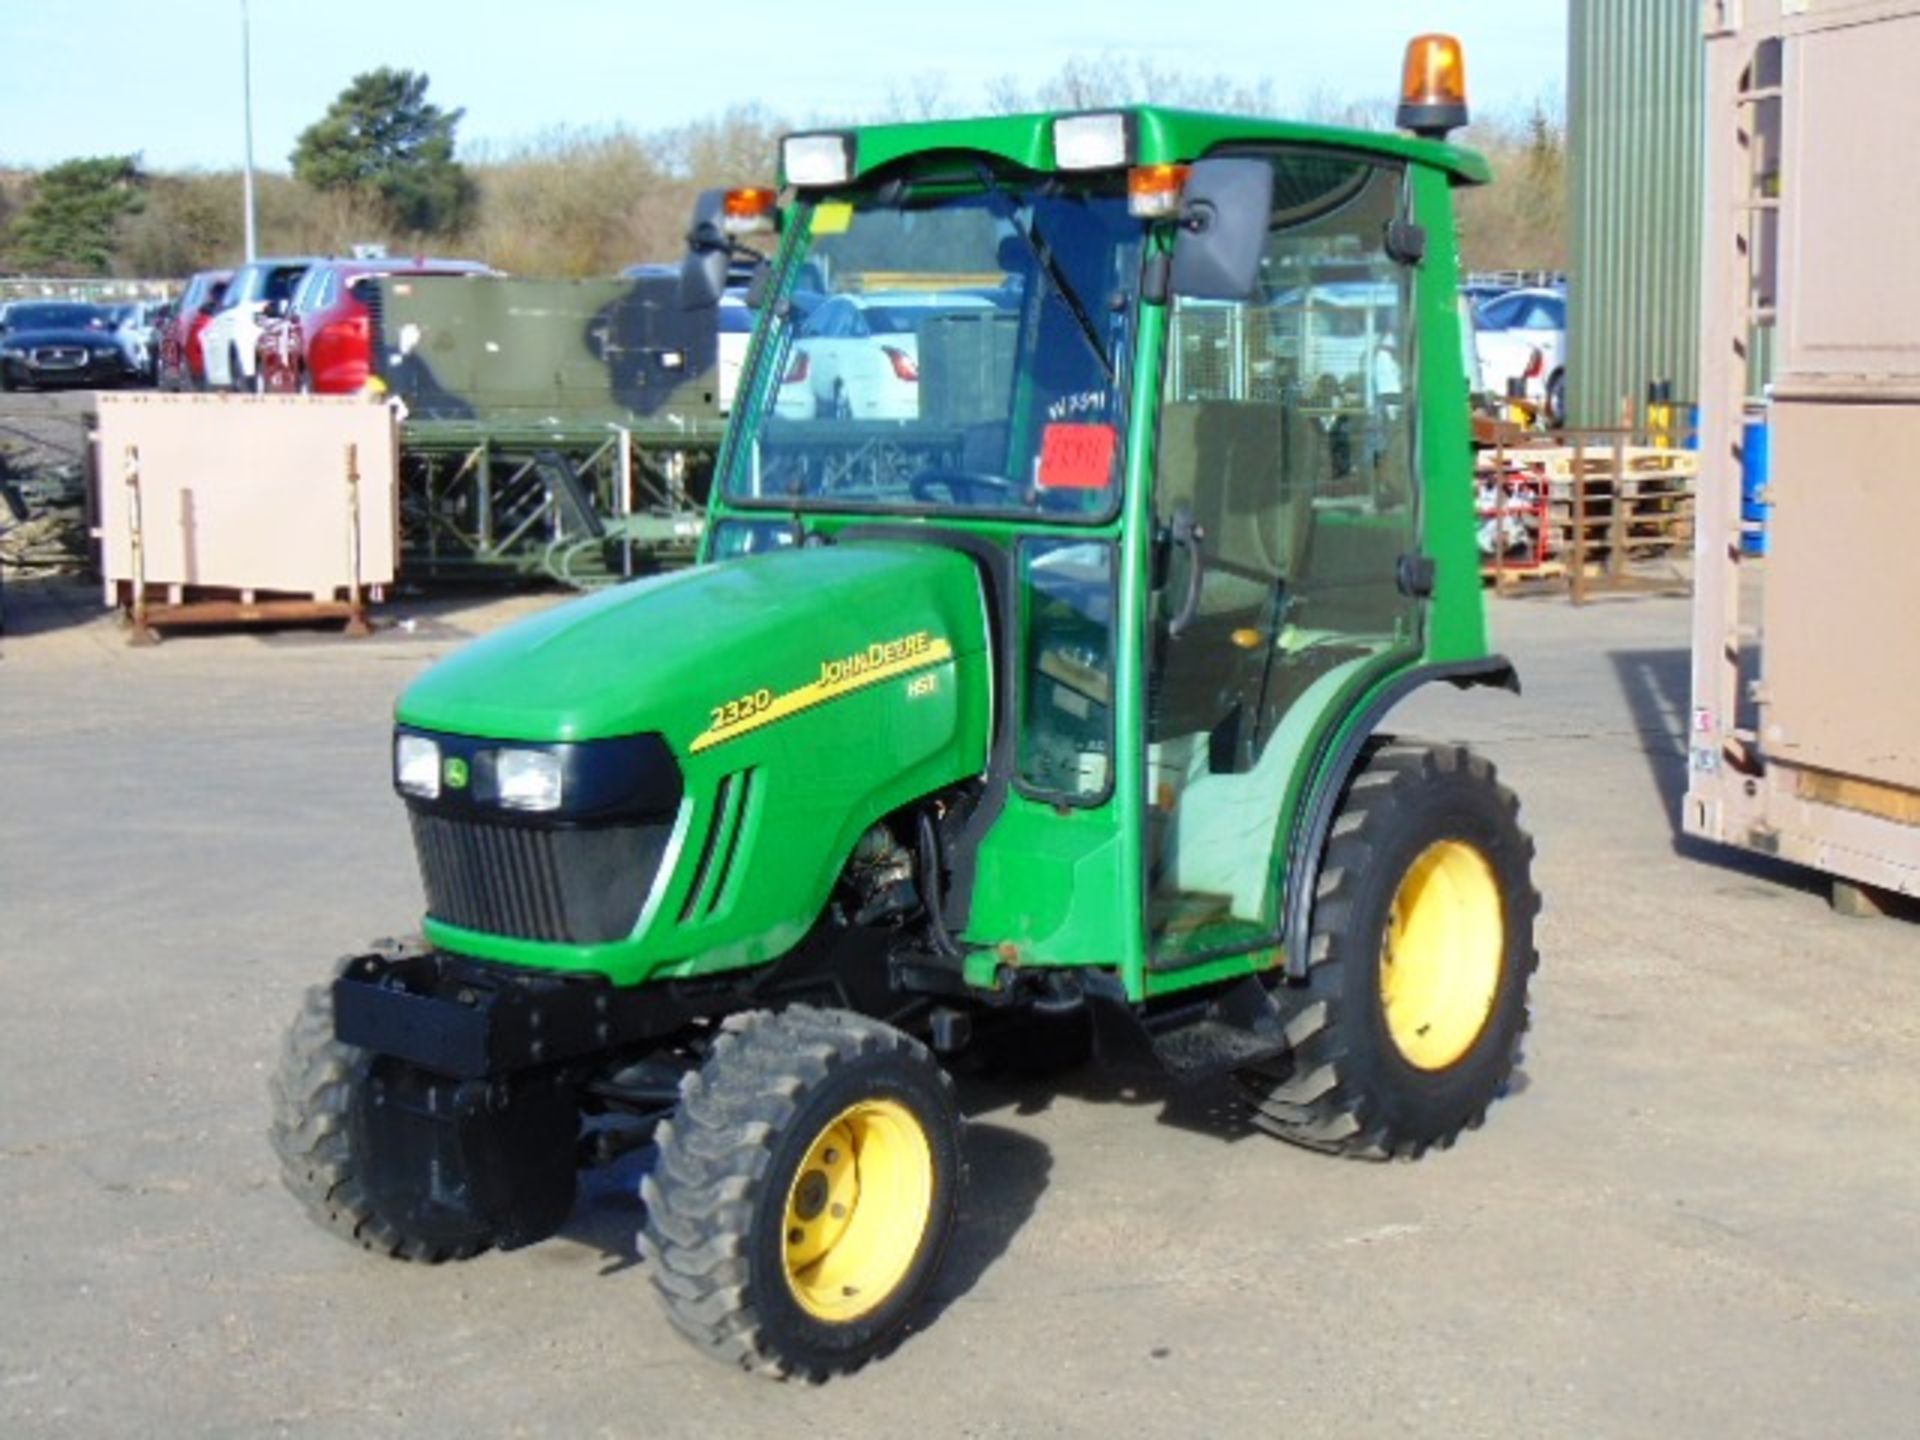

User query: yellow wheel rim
[1379,839,1505,1071]
[781,1098,933,1322]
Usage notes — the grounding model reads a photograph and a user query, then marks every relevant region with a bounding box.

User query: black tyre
[642,1006,963,1380]
[269,975,494,1261]
[1237,742,1538,1159]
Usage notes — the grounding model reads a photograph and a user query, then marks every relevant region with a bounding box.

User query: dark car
[0,302,127,391]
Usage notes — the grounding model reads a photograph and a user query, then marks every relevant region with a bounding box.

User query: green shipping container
[1567,0,1705,429]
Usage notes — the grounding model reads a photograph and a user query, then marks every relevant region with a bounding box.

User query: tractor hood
[396,541,992,752]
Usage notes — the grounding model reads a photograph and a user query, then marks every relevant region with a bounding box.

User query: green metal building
[1566,0,1706,429]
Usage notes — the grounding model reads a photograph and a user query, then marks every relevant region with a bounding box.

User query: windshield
[724,178,1142,521]
[6,304,106,332]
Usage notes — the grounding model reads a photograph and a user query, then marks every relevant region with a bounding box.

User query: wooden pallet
[1477,445,1697,567]
[1476,442,1698,602]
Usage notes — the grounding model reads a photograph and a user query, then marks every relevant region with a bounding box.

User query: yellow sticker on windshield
[811,202,853,235]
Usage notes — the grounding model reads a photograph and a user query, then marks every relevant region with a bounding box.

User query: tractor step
[1148,1016,1287,1077]
[1131,974,1292,1082]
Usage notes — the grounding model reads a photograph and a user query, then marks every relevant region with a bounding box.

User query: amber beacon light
[1396,33,1469,139]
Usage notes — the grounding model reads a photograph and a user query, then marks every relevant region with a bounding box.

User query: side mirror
[679,189,729,311]
[1170,158,1274,302]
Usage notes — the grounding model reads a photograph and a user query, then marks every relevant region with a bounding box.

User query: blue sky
[0,0,1566,171]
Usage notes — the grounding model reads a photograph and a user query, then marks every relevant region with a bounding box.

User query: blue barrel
[1683,404,1701,450]
[1741,406,1770,556]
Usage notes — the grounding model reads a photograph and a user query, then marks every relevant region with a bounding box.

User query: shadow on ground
[559,1101,1055,1318]
[1606,645,1691,834]
[0,573,107,641]
[1607,643,1891,905]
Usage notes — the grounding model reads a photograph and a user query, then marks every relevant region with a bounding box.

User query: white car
[110,301,165,382]
[717,293,753,414]
[1472,287,1565,422]
[775,292,995,421]
[199,258,318,391]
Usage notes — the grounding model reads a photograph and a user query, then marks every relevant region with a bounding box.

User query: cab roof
[810,106,1490,188]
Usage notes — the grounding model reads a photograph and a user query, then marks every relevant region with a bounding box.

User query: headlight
[0,346,25,359]
[495,748,564,812]
[395,733,441,799]
[392,728,681,820]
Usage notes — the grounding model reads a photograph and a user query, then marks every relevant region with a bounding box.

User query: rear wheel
[1237,741,1537,1158]
[642,1006,963,1379]
[269,973,494,1261]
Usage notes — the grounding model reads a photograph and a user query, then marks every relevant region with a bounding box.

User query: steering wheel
[908,469,1020,508]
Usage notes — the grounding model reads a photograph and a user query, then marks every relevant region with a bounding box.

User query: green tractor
[273,36,1537,1380]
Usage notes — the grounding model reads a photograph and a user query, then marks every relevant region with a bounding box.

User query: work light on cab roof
[781,132,854,188]
[1052,111,1133,170]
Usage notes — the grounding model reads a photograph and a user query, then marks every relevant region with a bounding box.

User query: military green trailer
[274,36,1538,1380]
[369,271,727,584]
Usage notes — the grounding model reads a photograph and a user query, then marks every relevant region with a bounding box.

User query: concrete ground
[1,576,1915,1439]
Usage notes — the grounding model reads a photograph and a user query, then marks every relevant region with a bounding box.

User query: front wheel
[642,1006,963,1380]
[1237,741,1538,1159]
[269,975,495,1261]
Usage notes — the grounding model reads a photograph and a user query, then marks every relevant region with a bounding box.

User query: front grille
[408,811,667,944]
[33,346,87,369]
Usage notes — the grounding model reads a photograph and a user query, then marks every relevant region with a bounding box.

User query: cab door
[1144,149,1422,968]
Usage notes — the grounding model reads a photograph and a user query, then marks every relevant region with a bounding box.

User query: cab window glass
[1017,539,1114,802]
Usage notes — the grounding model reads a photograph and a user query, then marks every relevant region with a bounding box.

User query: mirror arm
[1141,252,1170,306]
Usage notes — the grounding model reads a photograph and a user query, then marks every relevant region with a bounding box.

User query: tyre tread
[640,1005,958,1382]
[1237,740,1540,1160]
[268,979,491,1263]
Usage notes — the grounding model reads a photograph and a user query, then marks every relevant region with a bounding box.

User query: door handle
[1168,502,1206,637]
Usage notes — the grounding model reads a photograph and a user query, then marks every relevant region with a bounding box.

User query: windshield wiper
[970,162,1116,386]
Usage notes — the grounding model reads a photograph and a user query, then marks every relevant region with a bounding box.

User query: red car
[257,257,493,394]
[156,269,233,390]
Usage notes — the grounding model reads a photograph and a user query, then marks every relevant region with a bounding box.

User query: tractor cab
[685,96,1496,990]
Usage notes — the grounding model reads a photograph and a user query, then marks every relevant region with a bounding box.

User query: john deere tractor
[273,36,1538,1380]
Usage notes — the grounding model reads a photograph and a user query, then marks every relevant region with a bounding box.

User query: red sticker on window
[1038,423,1117,491]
